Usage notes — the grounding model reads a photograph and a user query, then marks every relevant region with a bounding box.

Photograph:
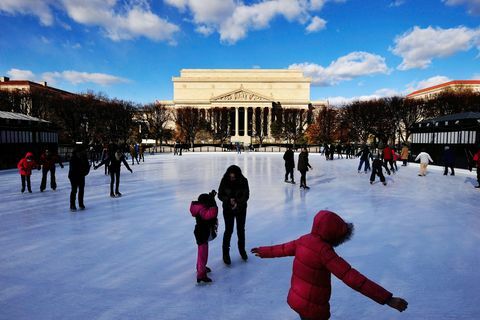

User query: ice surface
[0,152,479,320]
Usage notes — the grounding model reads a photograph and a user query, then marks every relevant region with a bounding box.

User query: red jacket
[383,147,393,160]
[256,210,392,320]
[17,152,38,176]
[40,153,63,170]
[473,150,480,168]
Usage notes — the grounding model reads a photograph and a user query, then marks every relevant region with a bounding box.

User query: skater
[356,145,373,173]
[283,147,295,183]
[190,190,218,283]
[336,144,343,159]
[218,165,250,265]
[251,210,408,320]
[472,148,480,188]
[173,141,178,155]
[39,149,64,192]
[323,143,330,161]
[235,142,241,154]
[100,145,109,175]
[392,147,399,171]
[370,155,389,186]
[382,145,395,173]
[17,152,39,193]
[298,147,312,189]
[442,146,455,176]
[94,149,133,197]
[139,144,145,162]
[400,144,409,166]
[415,149,434,176]
[68,147,91,211]
[130,144,139,165]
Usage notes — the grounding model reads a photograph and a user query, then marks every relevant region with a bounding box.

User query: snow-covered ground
[0,152,479,320]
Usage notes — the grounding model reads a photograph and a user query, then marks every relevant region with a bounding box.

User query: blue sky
[0,0,479,105]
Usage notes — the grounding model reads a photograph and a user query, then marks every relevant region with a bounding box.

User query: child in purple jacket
[190,190,218,283]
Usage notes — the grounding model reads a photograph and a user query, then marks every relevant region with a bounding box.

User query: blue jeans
[358,159,371,172]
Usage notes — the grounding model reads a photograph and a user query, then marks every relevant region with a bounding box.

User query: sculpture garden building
[158,69,326,145]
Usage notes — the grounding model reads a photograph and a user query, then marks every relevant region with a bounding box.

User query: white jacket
[415,152,433,164]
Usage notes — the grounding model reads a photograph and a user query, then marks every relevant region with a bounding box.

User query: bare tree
[143,103,172,148]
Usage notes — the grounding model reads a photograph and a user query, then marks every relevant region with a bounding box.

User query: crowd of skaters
[12,139,480,319]
[15,142,146,210]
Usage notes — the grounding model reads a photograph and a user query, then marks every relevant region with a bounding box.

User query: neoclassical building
[158,69,326,144]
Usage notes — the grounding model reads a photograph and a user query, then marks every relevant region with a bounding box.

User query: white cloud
[389,0,405,7]
[406,75,452,93]
[392,26,480,70]
[42,70,129,86]
[289,51,390,86]
[326,88,401,106]
[6,68,36,80]
[61,0,179,42]
[444,0,480,15]
[5,68,129,86]
[195,25,215,36]
[0,0,54,26]
[0,0,179,43]
[166,0,337,43]
[306,16,326,33]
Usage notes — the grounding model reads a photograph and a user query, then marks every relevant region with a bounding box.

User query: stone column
[267,107,271,137]
[235,107,239,136]
[244,107,248,138]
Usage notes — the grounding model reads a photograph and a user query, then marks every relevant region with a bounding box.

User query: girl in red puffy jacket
[190,190,218,283]
[17,152,39,193]
[252,210,407,320]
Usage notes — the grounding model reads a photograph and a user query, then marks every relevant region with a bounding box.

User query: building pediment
[211,88,272,102]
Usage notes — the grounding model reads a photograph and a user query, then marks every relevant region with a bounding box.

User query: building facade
[158,69,326,144]
[406,80,480,100]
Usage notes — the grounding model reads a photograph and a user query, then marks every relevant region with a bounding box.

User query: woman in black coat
[94,149,132,197]
[297,147,313,189]
[218,165,250,265]
[68,147,91,211]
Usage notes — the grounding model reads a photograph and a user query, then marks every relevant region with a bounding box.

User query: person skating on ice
[68,146,91,211]
[298,147,312,189]
[94,148,133,197]
[283,146,295,184]
[415,149,433,177]
[190,190,218,283]
[218,165,250,265]
[370,154,389,186]
[251,210,408,320]
[400,144,409,166]
[39,149,64,192]
[382,144,395,173]
[356,145,373,173]
[442,146,455,176]
[17,152,40,193]
[472,147,480,188]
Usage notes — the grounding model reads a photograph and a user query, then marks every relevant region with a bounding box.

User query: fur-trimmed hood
[311,210,353,247]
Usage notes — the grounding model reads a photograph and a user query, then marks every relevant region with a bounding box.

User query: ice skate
[223,247,231,265]
[70,206,77,212]
[206,267,211,273]
[79,205,85,210]
[383,182,387,186]
[115,192,122,197]
[290,180,296,184]
[110,192,115,198]
[197,276,212,284]
[239,249,248,261]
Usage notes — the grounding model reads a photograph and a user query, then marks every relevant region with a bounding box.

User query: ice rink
[0,152,479,320]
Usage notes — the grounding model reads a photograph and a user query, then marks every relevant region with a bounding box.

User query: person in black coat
[218,165,250,265]
[68,147,91,211]
[297,147,313,189]
[442,146,455,176]
[94,149,133,197]
[283,147,295,183]
[370,155,390,186]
